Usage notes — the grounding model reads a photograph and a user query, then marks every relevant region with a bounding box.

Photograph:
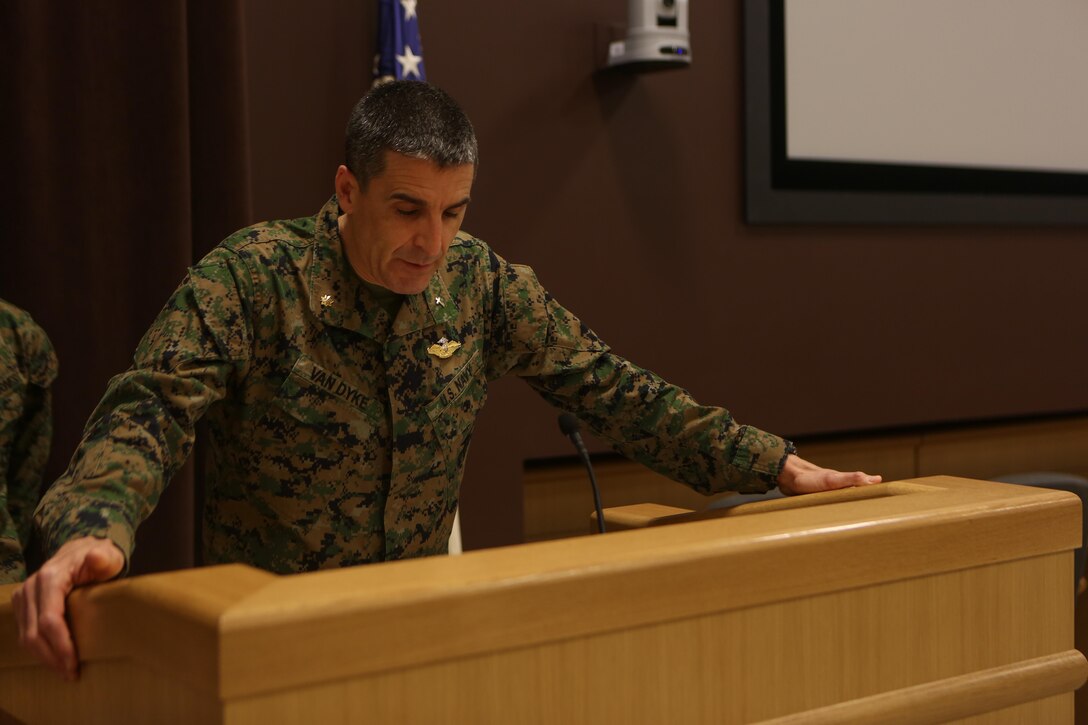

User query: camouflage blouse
[1,299,57,582]
[36,197,790,574]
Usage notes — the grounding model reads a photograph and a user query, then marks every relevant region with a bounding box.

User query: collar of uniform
[393,273,456,337]
[308,195,393,341]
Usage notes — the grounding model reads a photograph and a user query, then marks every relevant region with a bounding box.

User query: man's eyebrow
[390,192,426,205]
[389,192,472,209]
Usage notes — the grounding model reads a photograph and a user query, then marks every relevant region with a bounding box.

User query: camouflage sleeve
[0,301,58,582]
[34,252,253,565]
[0,342,24,582]
[489,260,790,494]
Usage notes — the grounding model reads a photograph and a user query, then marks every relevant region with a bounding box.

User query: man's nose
[415,214,444,258]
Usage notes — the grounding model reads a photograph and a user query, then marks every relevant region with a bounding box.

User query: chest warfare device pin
[427,337,461,359]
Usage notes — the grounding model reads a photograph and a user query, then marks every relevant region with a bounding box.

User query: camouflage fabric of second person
[0,299,58,583]
[35,196,792,574]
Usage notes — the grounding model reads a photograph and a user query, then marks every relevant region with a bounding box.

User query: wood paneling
[524,459,735,541]
[525,416,1088,542]
[918,418,1088,479]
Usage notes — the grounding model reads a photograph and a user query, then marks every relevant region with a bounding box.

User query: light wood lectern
[1,476,1085,724]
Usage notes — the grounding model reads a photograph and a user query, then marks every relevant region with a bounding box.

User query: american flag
[374,0,426,84]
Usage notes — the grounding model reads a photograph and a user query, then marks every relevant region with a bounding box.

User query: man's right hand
[12,536,124,680]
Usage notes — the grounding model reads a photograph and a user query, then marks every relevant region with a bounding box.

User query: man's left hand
[777,454,882,496]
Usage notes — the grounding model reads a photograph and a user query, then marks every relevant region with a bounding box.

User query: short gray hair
[345,81,478,187]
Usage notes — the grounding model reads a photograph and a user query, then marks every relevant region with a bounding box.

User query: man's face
[338,151,474,295]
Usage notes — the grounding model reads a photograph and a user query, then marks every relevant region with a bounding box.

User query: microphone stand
[558,413,606,534]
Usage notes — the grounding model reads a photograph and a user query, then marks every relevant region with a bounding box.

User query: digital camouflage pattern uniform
[36,196,792,574]
[1,300,58,583]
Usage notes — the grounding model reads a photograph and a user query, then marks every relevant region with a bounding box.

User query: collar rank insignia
[320,294,334,308]
[427,337,461,359]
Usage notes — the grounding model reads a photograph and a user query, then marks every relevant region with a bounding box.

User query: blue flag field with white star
[375,0,426,82]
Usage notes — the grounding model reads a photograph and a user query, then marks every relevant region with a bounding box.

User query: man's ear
[335,165,359,212]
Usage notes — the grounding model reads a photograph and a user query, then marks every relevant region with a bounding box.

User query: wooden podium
[1,476,1085,724]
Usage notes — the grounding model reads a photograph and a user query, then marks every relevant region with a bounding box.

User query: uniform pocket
[268,356,380,455]
[236,357,387,546]
[426,351,487,463]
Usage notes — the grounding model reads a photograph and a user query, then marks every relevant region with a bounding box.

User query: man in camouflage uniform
[14,81,880,679]
[0,299,58,583]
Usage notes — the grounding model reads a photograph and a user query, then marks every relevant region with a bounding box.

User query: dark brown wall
[242,1,1088,549]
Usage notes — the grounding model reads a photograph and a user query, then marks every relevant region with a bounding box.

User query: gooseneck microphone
[558,413,606,534]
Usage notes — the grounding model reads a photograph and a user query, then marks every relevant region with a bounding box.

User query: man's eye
[395,208,419,217]
[444,208,465,219]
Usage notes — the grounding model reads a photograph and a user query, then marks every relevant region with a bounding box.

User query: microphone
[558,413,606,534]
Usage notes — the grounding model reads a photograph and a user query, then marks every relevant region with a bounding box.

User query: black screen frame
[743,0,1088,225]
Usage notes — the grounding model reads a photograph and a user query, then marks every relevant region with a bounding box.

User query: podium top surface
[0,476,1080,700]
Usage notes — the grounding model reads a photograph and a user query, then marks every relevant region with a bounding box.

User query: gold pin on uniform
[320,294,334,308]
[427,336,461,359]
